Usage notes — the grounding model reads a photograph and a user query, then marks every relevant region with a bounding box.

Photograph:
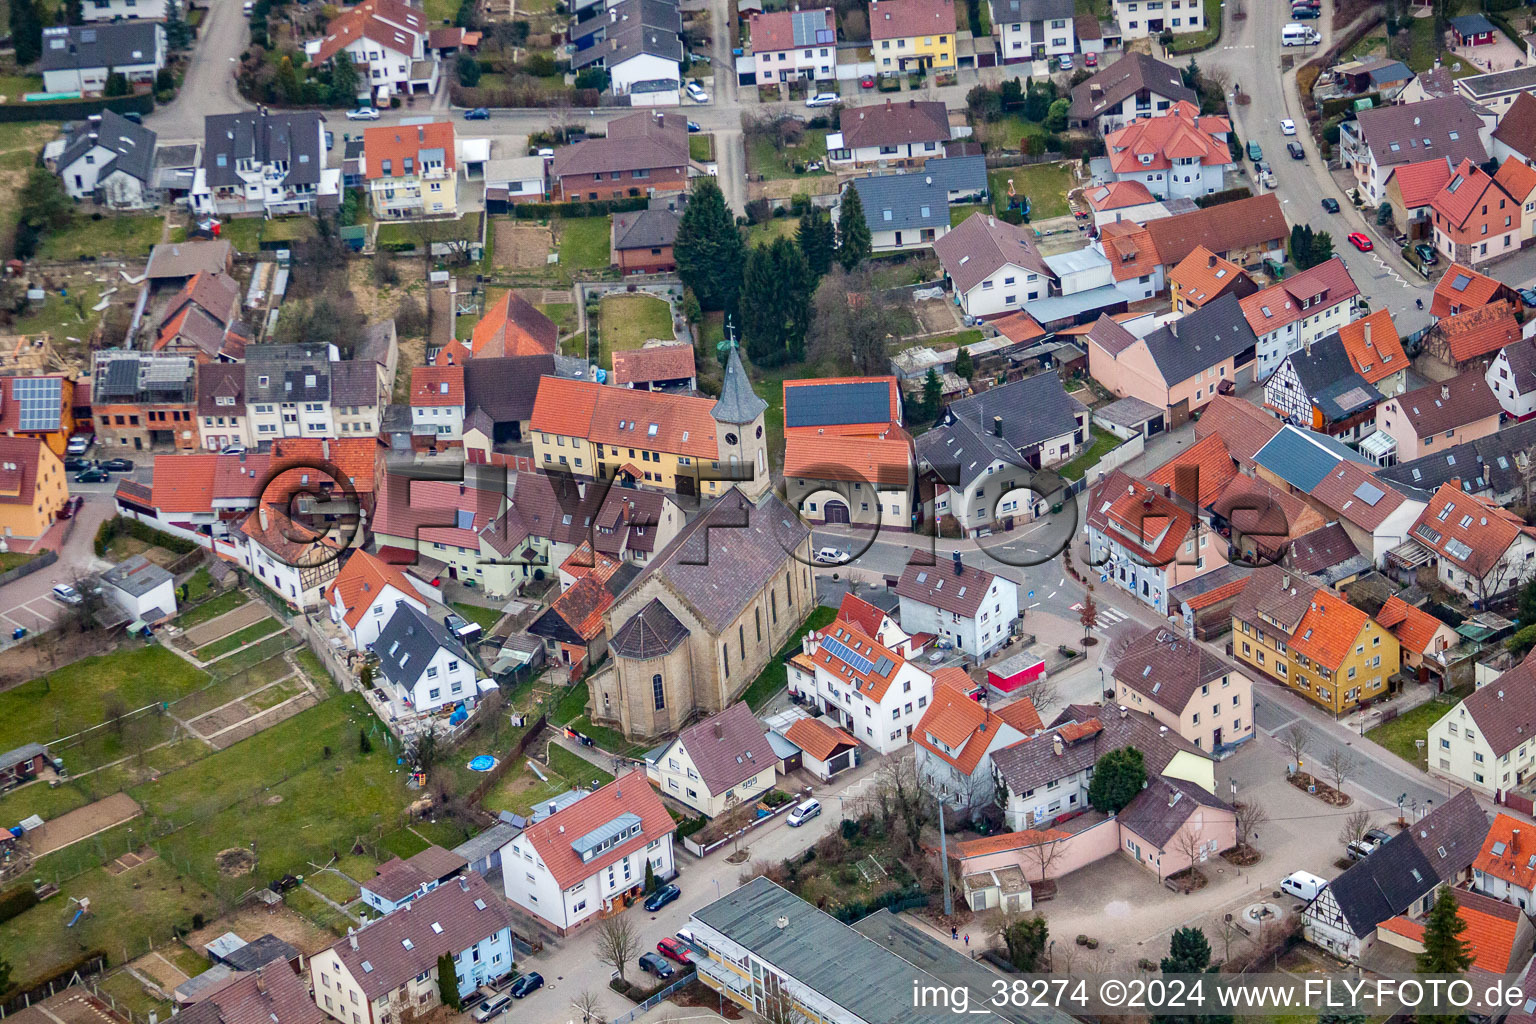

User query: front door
[1212,728,1222,748]
[824,499,850,524]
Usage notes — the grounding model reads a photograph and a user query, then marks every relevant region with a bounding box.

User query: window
[652,673,665,711]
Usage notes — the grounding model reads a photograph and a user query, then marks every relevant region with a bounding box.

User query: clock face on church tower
[725,432,738,445]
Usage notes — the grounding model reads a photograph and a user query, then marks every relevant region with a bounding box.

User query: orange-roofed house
[1410,481,1536,604]
[782,376,914,529]
[1431,262,1518,319]
[1338,308,1410,397]
[1377,888,1532,975]
[782,717,861,780]
[323,548,441,650]
[1097,221,1164,300]
[1168,246,1256,314]
[0,436,67,541]
[1082,180,1164,232]
[363,122,457,219]
[1431,158,1521,267]
[914,681,1034,813]
[1425,302,1522,372]
[0,374,76,457]
[1495,156,1536,244]
[1240,256,1362,380]
[500,771,676,934]
[1474,813,1536,910]
[1085,468,1229,615]
[748,7,838,82]
[796,613,936,755]
[442,291,558,365]
[303,0,436,103]
[1383,156,1454,236]
[1375,594,1458,689]
[1100,101,1235,201]
[530,348,770,501]
[410,364,465,447]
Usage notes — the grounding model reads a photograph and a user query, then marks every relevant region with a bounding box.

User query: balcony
[693,957,752,999]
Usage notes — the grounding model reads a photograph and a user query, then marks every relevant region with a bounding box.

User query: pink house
[1373,369,1502,464]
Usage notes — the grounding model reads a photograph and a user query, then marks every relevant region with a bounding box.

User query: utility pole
[938,799,953,918]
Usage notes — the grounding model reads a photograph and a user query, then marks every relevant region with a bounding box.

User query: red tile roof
[1146,432,1237,507]
[363,122,456,179]
[913,681,1015,775]
[1083,180,1156,212]
[1288,587,1371,671]
[0,436,48,508]
[1085,468,1197,567]
[1375,595,1449,656]
[150,452,220,513]
[1431,158,1510,230]
[1168,245,1250,306]
[456,291,558,361]
[783,716,860,761]
[1411,481,1536,578]
[1494,156,1536,203]
[1182,574,1251,611]
[954,827,1072,860]
[783,430,913,487]
[1193,395,1282,465]
[324,549,427,629]
[530,376,719,457]
[1335,309,1408,385]
[1141,192,1287,268]
[1390,156,1454,208]
[1100,222,1160,283]
[1474,813,1536,891]
[411,365,464,407]
[1432,262,1514,319]
[1239,257,1360,338]
[309,0,426,65]
[1104,102,1231,174]
[749,5,834,50]
[995,696,1043,733]
[812,618,906,702]
[869,0,955,40]
[1379,889,1524,974]
[517,771,673,890]
[837,592,889,641]
[609,345,695,386]
[1437,302,1521,364]
[990,310,1047,344]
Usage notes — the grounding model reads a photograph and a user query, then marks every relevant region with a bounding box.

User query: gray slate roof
[1111,626,1232,714]
[1070,52,1197,123]
[1283,332,1382,424]
[612,206,680,251]
[371,603,473,689]
[245,344,331,403]
[1352,94,1489,170]
[987,0,1071,26]
[220,933,300,972]
[1139,292,1259,386]
[915,372,1084,488]
[1377,417,1536,499]
[146,240,231,280]
[922,154,988,196]
[993,705,1206,795]
[57,110,156,187]
[101,554,172,597]
[329,359,380,408]
[609,597,690,658]
[40,22,160,70]
[203,111,325,189]
[711,346,767,424]
[847,172,950,233]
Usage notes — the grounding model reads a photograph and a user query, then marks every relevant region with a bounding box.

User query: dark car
[509,973,544,999]
[687,119,701,133]
[74,468,110,483]
[1321,197,1340,213]
[657,937,692,964]
[1417,243,1440,267]
[1520,288,1536,309]
[638,952,675,978]
[463,107,490,120]
[100,458,135,472]
[64,456,92,472]
[121,111,143,124]
[644,883,680,912]
[58,496,83,519]
[1287,141,1305,160]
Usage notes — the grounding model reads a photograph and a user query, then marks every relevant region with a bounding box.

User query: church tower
[711,344,769,500]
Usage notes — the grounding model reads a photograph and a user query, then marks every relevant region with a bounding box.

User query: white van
[786,798,821,827]
[473,994,511,1022]
[1282,23,1319,46]
[1280,870,1327,902]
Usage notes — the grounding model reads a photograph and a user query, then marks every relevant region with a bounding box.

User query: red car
[859,74,875,88]
[657,938,693,964]
[1084,51,1097,67]
[1348,232,1373,252]
[58,496,83,519]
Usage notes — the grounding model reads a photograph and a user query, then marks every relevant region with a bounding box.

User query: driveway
[0,493,113,638]
[148,0,251,142]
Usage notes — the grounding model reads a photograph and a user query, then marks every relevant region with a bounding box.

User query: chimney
[1450,477,1461,491]
[459,876,469,891]
[349,933,358,950]
[1515,828,1522,852]
[1363,320,1372,347]
[259,506,269,531]
[713,721,724,739]
[1207,253,1217,269]
[1118,704,1128,719]
[1052,733,1064,756]
[952,550,963,575]
[908,98,916,108]
[255,972,267,995]
[886,98,892,111]
[1441,384,1451,401]
[992,415,1003,437]
[548,800,557,815]
[1281,574,1290,590]
[323,437,331,460]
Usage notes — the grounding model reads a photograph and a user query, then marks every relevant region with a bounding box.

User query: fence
[610,970,698,1024]
[0,961,109,1018]
[465,714,547,806]
[682,793,805,858]
[0,549,56,588]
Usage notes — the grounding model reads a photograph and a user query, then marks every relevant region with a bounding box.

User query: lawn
[1166,0,1222,53]
[193,618,283,661]
[218,218,264,254]
[746,128,831,181]
[988,162,1074,221]
[549,680,590,726]
[689,133,714,162]
[378,825,432,860]
[451,601,503,630]
[1404,16,1479,76]
[39,214,164,261]
[176,589,250,628]
[746,217,798,248]
[599,292,675,366]
[208,633,298,680]
[1055,424,1123,483]
[0,549,38,572]
[306,869,361,905]
[17,283,103,342]
[976,114,1050,153]
[555,216,612,281]
[539,302,578,335]
[1366,699,1454,767]
[950,203,986,227]
[919,328,984,352]
[0,73,41,100]
[482,743,614,817]
[285,884,353,937]
[182,567,215,605]
[743,605,836,711]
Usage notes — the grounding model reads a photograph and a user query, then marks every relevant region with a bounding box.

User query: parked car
[1058,53,1072,69]
[1287,141,1305,160]
[463,107,490,120]
[657,937,693,964]
[1416,243,1440,266]
[508,974,544,999]
[471,995,510,1022]
[66,434,93,455]
[860,74,875,88]
[100,458,134,472]
[74,467,109,483]
[806,92,839,108]
[221,445,246,456]
[638,953,675,979]
[1084,50,1097,67]
[1347,232,1373,252]
[1520,287,1536,308]
[51,584,82,606]
[64,456,91,472]
[687,120,701,132]
[685,81,709,103]
[1347,828,1392,861]
[347,107,381,121]
[644,884,681,912]
[1291,4,1319,17]
[814,546,848,564]
[58,496,83,519]
[1280,118,1296,135]
[1246,140,1263,163]
[121,111,143,124]
[1321,197,1340,213]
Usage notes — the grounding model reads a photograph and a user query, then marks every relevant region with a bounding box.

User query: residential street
[146,0,250,141]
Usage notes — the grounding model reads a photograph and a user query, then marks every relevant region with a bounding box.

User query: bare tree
[1024,677,1060,718]
[1280,725,1310,773]
[1338,809,1373,847]
[874,755,932,855]
[1320,747,1359,797]
[1021,833,1065,882]
[1171,823,1211,881]
[808,266,908,377]
[572,991,606,1024]
[104,696,129,739]
[67,570,106,633]
[1232,800,1269,855]
[594,915,640,985]
[759,979,811,1024]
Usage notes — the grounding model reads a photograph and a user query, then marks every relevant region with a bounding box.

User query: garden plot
[493,221,554,271]
[911,296,962,335]
[27,792,142,857]
[179,601,274,649]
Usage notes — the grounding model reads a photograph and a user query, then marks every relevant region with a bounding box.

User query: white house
[826,98,951,168]
[356,845,468,915]
[1427,659,1536,797]
[1340,94,1492,207]
[893,554,1019,661]
[1485,339,1536,420]
[842,172,952,253]
[1240,257,1361,380]
[931,212,1055,318]
[485,156,548,208]
[1112,0,1206,39]
[748,7,837,83]
[192,110,340,219]
[570,0,683,99]
[232,503,343,610]
[309,873,515,1024]
[990,0,1074,63]
[100,554,176,623]
[643,702,778,817]
[410,366,464,445]
[52,110,156,208]
[913,676,1037,811]
[371,603,478,715]
[304,0,438,102]
[1473,814,1536,911]
[323,548,442,651]
[795,613,936,756]
[499,771,676,935]
[1409,482,1536,606]
[1094,101,1234,201]
[1069,52,1201,136]
[41,23,165,96]
[80,0,166,22]
[245,345,333,441]
[1085,469,1214,616]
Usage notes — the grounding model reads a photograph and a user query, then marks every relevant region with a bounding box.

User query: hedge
[94,515,199,558]
[1061,135,1105,161]
[1321,91,1379,120]
[512,196,649,219]
[0,92,152,124]
[1194,186,1255,209]
[0,885,38,926]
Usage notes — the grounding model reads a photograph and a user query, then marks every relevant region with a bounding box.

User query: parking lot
[0,493,114,640]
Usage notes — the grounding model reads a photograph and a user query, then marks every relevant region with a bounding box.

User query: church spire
[711,331,766,425]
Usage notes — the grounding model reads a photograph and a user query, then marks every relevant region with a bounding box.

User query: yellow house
[1230,565,1400,714]
[0,437,66,540]
[869,0,957,71]
[363,122,458,219]
[528,349,770,501]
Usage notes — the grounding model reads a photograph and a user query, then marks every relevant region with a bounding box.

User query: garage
[823,499,850,524]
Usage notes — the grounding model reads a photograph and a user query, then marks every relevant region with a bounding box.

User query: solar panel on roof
[12,377,60,431]
[1452,273,1473,291]
[102,358,139,398]
[821,635,874,675]
[873,656,893,675]
[1353,481,1385,506]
